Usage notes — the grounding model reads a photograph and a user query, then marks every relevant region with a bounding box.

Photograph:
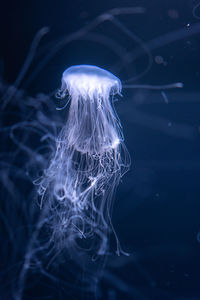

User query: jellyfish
[37,65,130,256]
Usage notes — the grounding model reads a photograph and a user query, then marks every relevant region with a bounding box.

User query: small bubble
[155,55,164,64]
[155,55,167,66]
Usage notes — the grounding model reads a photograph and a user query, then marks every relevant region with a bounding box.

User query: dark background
[1,0,200,299]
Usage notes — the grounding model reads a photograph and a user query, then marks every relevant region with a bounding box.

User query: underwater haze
[1,1,200,300]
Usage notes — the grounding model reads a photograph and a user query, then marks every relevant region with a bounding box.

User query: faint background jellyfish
[36,64,130,257]
[1,1,200,300]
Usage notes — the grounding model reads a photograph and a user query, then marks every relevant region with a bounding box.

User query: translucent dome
[60,65,122,99]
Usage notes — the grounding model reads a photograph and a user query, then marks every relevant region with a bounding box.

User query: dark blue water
[1,1,200,299]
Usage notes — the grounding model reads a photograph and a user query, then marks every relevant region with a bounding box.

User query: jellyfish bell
[59,64,122,99]
[57,65,124,155]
